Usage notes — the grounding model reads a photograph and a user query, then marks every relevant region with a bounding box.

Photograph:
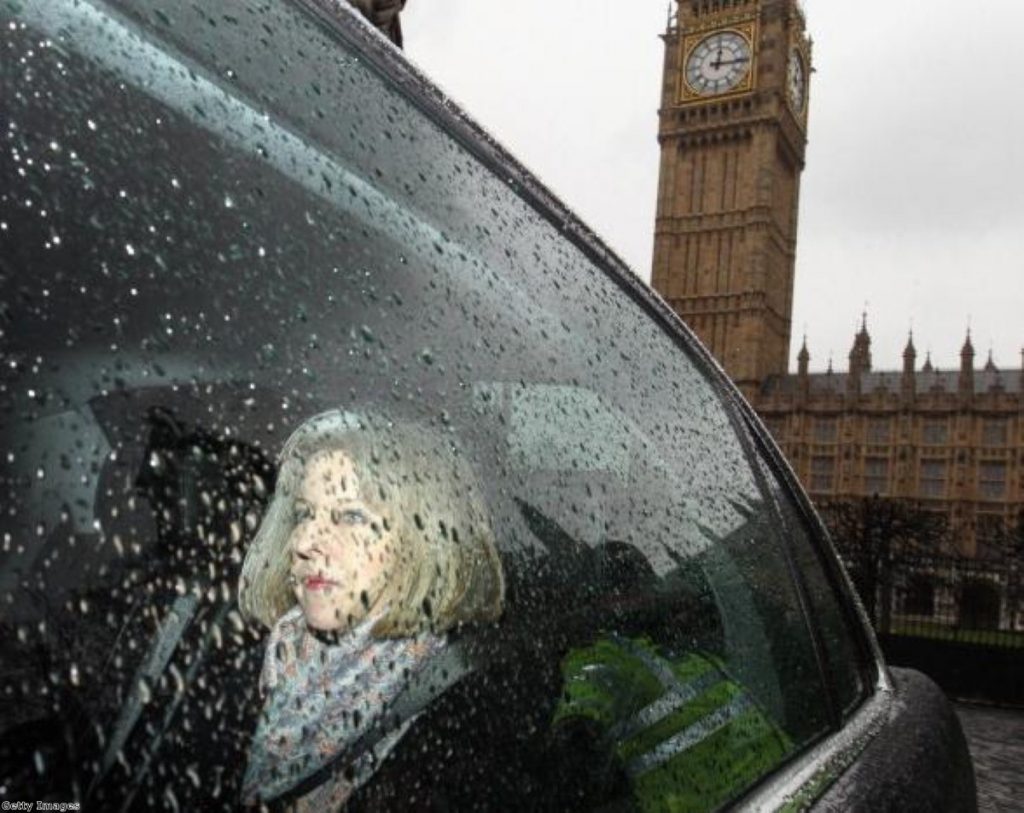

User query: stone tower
[651,0,811,398]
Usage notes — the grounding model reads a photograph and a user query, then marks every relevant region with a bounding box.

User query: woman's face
[289,449,396,632]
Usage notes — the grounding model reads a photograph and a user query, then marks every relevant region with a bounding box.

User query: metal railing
[842,552,1024,649]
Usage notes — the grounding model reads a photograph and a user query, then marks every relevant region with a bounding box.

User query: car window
[750,448,874,718]
[2,1,850,809]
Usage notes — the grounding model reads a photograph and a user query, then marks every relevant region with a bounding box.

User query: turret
[959,330,975,398]
[797,336,810,399]
[901,332,917,401]
[847,315,871,398]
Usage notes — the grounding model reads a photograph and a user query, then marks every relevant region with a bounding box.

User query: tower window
[919,459,947,498]
[922,420,948,445]
[813,417,838,443]
[979,463,1007,500]
[982,420,1008,447]
[864,457,889,497]
[866,418,891,444]
[810,455,835,493]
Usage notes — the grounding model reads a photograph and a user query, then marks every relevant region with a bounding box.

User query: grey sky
[401,1,1023,374]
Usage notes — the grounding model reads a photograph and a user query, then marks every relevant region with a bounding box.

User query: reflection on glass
[238,410,504,808]
[547,541,792,812]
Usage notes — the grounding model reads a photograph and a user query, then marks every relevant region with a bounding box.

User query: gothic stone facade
[651,2,1023,555]
[754,329,1024,557]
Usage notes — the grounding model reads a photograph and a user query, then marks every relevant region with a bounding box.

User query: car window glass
[3,2,836,809]
[752,451,873,717]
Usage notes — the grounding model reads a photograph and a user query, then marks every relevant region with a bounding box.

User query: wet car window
[751,449,873,718]
[2,1,849,809]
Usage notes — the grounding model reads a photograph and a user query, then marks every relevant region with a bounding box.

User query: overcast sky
[401,1,1023,374]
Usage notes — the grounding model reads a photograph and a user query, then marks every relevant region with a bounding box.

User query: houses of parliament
[650,0,1022,556]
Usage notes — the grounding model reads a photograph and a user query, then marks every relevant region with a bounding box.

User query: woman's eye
[293,503,313,523]
[332,508,367,526]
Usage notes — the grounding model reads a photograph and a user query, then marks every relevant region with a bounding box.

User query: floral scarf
[242,606,445,808]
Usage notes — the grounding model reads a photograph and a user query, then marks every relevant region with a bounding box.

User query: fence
[840,551,1024,704]
[843,552,1024,649]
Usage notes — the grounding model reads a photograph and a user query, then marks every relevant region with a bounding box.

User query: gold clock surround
[678,20,758,105]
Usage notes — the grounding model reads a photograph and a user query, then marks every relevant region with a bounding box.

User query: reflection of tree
[819,497,952,633]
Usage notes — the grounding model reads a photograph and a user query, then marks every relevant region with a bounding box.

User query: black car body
[0,1,975,810]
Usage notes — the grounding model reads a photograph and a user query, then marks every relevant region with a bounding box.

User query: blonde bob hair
[238,410,505,637]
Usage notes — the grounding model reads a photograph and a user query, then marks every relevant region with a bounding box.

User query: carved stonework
[651,0,811,400]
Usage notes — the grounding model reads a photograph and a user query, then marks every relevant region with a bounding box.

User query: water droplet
[125,243,136,257]
[69,663,80,686]
[86,119,97,132]
[137,676,153,705]
[223,194,235,209]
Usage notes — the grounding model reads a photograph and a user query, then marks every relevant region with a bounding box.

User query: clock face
[685,31,752,96]
[787,49,806,113]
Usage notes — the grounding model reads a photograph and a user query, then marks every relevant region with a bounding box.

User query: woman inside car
[237,409,505,809]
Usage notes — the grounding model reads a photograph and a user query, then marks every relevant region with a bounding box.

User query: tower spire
[959,328,975,397]
[902,331,917,401]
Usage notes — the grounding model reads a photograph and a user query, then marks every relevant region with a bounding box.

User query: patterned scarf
[242,606,445,807]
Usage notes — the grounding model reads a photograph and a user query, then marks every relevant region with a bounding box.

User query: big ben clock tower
[651,0,811,398]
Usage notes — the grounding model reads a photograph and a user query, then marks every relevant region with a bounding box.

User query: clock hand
[714,57,750,66]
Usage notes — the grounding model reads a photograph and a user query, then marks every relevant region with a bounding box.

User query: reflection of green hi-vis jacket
[553,636,792,812]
